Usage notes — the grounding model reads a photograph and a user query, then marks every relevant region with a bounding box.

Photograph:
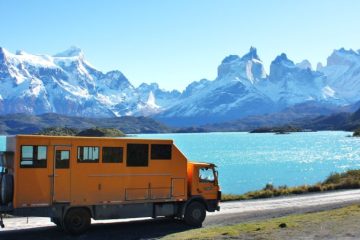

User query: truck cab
[187,162,221,212]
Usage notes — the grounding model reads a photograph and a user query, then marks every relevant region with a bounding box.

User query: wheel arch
[63,206,94,219]
[181,196,207,216]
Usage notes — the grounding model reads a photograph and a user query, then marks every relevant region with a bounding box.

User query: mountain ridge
[1,46,360,126]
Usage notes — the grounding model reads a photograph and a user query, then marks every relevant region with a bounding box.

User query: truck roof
[13,134,173,143]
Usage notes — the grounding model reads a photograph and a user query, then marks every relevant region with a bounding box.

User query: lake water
[137,131,360,194]
[1,131,360,194]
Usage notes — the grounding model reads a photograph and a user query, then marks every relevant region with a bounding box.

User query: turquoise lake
[2,131,360,194]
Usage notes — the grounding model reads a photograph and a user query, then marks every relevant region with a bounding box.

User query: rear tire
[0,174,3,199]
[63,208,91,235]
[1,174,13,205]
[184,201,206,227]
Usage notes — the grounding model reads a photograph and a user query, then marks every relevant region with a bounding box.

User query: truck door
[197,167,218,200]
[52,146,71,203]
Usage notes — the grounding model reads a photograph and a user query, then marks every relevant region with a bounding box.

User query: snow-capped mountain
[318,48,360,103]
[156,47,354,125]
[156,48,277,125]
[1,46,360,126]
[137,82,181,108]
[0,46,166,117]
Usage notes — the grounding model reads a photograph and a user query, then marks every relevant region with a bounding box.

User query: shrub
[308,184,322,192]
[263,183,275,191]
[324,173,341,184]
[353,129,360,137]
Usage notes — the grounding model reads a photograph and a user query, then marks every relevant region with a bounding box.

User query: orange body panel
[187,162,220,200]
[12,135,189,208]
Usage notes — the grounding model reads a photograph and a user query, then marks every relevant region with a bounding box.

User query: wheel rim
[71,216,83,228]
[192,208,202,220]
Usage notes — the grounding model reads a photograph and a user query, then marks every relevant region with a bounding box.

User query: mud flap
[0,214,4,228]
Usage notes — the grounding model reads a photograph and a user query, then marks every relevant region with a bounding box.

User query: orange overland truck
[0,135,220,234]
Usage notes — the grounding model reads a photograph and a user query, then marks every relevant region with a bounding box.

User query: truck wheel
[1,174,13,205]
[184,201,206,227]
[63,208,91,235]
[0,174,3,199]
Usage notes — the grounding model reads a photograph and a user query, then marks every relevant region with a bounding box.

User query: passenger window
[151,144,172,160]
[103,147,123,163]
[77,146,99,162]
[199,168,215,182]
[56,150,70,169]
[127,144,148,167]
[20,145,47,168]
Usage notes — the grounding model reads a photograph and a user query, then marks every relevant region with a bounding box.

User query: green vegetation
[249,125,303,134]
[163,204,360,239]
[0,113,170,135]
[77,127,125,137]
[353,129,360,137]
[222,169,360,201]
[36,127,125,137]
[37,127,79,136]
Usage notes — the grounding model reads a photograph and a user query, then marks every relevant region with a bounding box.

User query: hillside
[0,113,170,135]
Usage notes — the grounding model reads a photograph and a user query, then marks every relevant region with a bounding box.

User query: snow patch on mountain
[1,46,360,126]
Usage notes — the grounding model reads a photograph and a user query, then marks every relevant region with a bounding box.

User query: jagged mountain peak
[327,48,360,66]
[296,60,312,70]
[335,47,358,55]
[316,62,324,71]
[241,46,260,61]
[272,53,295,68]
[54,46,84,58]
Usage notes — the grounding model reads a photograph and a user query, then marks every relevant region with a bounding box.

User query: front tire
[63,208,91,235]
[184,201,206,227]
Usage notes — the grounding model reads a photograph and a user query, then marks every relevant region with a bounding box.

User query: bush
[308,184,322,192]
[324,173,341,184]
[263,183,275,191]
[353,129,360,137]
[221,169,360,202]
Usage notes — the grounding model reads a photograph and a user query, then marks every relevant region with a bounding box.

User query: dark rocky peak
[241,46,260,61]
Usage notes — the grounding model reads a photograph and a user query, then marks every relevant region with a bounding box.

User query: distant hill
[36,127,126,137]
[0,113,171,135]
[200,104,360,132]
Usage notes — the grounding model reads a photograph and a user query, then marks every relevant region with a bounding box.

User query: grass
[163,204,360,239]
[221,169,360,202]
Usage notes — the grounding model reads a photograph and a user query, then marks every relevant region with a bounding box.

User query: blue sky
[1,0,359,90]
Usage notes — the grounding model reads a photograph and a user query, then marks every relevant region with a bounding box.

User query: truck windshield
[199,168,215,182]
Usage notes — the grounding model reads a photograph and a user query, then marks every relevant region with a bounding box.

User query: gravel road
[1,189,360,239]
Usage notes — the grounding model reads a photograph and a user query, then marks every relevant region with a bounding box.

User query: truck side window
[56,150,70,169]
[151,144,172,160]
[77,146,99,163]
[127,144,148,167]
[103,147,123,163]
[199,168,215,182]
[20,145,47,168]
